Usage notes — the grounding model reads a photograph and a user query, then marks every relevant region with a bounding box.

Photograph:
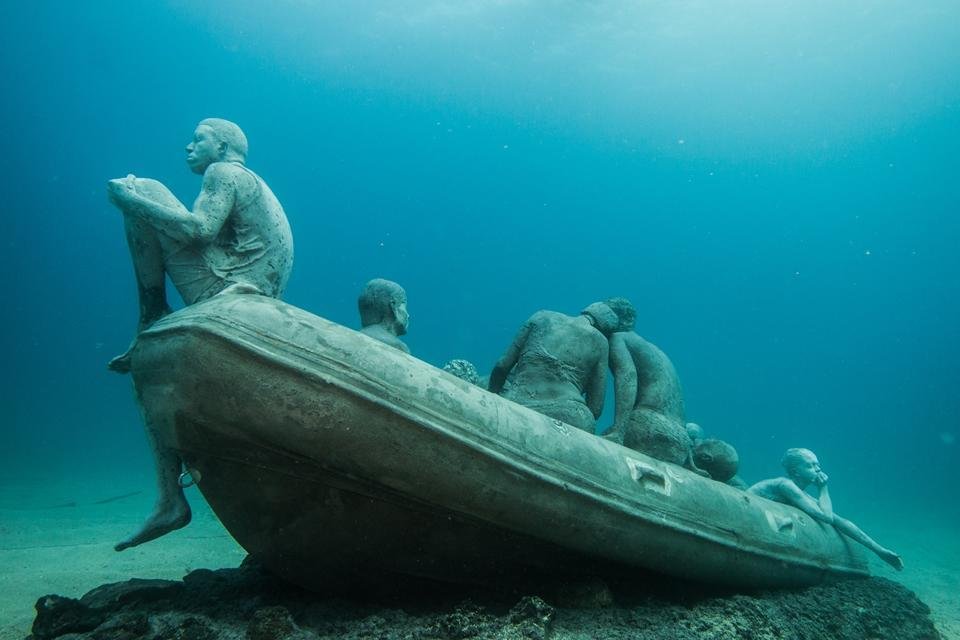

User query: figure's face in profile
[394,300,409,335]
[186,125,221,174]
[790,450,822,486]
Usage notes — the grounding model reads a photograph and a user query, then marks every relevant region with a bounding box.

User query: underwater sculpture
[749,448,903,570]
[600,298,701,470]
[106,118,294,551]
[692,438,740,483]
[686,422,747,487]
[126,294,872,589]
[358,279,410,353]
[488,303,617,433]
[685,421,704,443]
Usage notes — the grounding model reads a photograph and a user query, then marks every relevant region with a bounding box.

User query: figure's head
[358,279,409,336]
[781,448,821,487]
[581,302,619,336]
[693,439,739,482]
[604,297,636,332]
[685,422,704,443]
[186,118,248,173]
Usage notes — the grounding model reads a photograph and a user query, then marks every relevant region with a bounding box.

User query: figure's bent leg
[115,398,191,551]
[513,397,597,434]
[600,425,625,445]
[622,408,692,467]
[833,516,903,570]
[683,449,710,477]
[108,215,172,374]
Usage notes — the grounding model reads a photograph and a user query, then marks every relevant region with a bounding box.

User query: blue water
[1,2,957,527]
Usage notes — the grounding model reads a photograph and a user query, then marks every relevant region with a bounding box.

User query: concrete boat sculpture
[131,294,868,590]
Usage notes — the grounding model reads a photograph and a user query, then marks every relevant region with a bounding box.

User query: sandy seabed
[0,472,956,640]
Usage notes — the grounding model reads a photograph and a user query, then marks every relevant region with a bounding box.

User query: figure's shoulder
[748,477,782,496]
[612,331,638,348]
[591,327,610,348]
[203,161,251,183]
[527,309,556,324]
[631,333,675,365]
[751,477,800,501]
[609,332,629,347]
[627,332,661,354]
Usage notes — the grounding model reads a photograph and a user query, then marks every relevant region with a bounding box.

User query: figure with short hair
[692,439,740,483]
[749,448,903,570]
[688,424,747,487]
[601,297,699,471]
[488,302,616,433]
[106,118,294,551]
[358,279,410,353]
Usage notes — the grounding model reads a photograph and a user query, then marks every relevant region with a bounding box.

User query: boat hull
[131,295,868,590]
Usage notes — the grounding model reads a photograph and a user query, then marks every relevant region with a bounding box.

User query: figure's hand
[815,471,829,486]
[107,174,138,206]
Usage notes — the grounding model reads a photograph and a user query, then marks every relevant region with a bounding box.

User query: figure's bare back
[530,312,603,367]
[620,332,684,418]
[508,311,605,396]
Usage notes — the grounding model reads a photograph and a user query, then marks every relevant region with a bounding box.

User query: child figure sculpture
[749,448,903,570]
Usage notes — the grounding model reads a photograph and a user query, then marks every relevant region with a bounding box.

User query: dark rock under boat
[29,557,940,640]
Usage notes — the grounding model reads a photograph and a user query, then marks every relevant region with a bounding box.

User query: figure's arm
[488,317,533,393]
[109,165,237,245]
[803,474,902,570]
[585,339,608,419]
[608,335,637,429]
[778,480,834,524]
[814,472,833,519]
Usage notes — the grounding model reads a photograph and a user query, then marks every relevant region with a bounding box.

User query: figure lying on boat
[749,448,903,570]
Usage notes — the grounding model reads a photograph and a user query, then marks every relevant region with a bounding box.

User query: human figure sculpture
[488,302,617,433]
[686,422,747,487]
[358,279,410,353]
[106,118,294,551]
[692,439,740,483]
[600,298,701,470]
[685,422,705,444]
[749,448,903,570]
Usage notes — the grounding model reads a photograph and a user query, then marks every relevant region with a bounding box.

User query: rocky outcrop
[30,557,939,640]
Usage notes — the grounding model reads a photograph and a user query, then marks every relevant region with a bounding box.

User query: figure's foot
[879,549,904,571]
[108,308,173,374]
[114,499,191,551]
[107,342,135,374]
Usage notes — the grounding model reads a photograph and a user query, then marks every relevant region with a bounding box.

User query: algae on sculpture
[107,118,294,551]
[442,359,483,386]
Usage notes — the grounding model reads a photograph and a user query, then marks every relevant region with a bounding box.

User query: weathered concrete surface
[29,557,939,640]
